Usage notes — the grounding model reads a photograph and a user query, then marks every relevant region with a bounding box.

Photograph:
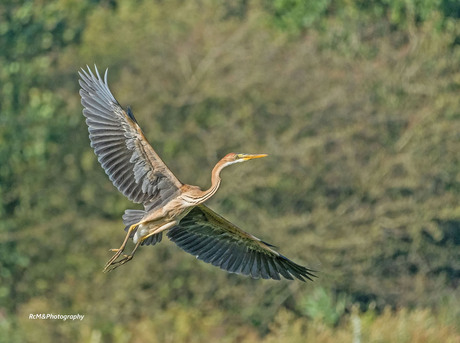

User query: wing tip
[126,106,138,124]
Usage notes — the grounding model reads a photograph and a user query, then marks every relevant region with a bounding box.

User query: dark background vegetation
[1,0,459,341]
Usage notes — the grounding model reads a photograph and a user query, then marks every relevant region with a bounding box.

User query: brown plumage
[79,65,316,281]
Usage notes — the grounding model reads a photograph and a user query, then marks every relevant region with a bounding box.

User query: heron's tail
[122,209,145,230]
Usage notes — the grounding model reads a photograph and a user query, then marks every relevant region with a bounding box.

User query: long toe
[104,250,123,268]
[104,255,133,272]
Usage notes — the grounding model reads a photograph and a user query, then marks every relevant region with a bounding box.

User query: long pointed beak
[241,153,268,161]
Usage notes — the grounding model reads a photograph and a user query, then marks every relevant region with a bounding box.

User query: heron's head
[221,153,268,167]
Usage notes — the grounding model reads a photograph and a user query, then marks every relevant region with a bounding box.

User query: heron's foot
[103,254,133,273]
[103,248,125,272]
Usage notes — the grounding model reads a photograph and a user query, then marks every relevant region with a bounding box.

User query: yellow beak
[240,153,268,161]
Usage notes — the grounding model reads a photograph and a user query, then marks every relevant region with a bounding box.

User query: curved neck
[181,159,230,206]
[199,160,225,203]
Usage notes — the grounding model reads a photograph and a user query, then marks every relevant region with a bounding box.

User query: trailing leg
[103,223,139,272]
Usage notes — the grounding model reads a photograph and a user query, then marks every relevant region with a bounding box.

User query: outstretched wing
[167,205,316,281]
[79,66,182,210]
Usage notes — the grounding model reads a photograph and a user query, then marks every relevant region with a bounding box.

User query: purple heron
[79,66,316,281]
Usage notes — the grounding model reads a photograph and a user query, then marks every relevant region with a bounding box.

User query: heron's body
[79,66,316,281]
[131,185,203,243]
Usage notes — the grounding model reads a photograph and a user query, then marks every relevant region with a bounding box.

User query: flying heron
[78,66,316,281]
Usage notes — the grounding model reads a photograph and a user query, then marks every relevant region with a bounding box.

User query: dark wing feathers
[167,205,316,281]
[79,66,182,211]
[141,233,163,246]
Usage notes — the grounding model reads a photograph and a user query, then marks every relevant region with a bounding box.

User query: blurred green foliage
[1,0,459,342]
[300,287,349,327]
